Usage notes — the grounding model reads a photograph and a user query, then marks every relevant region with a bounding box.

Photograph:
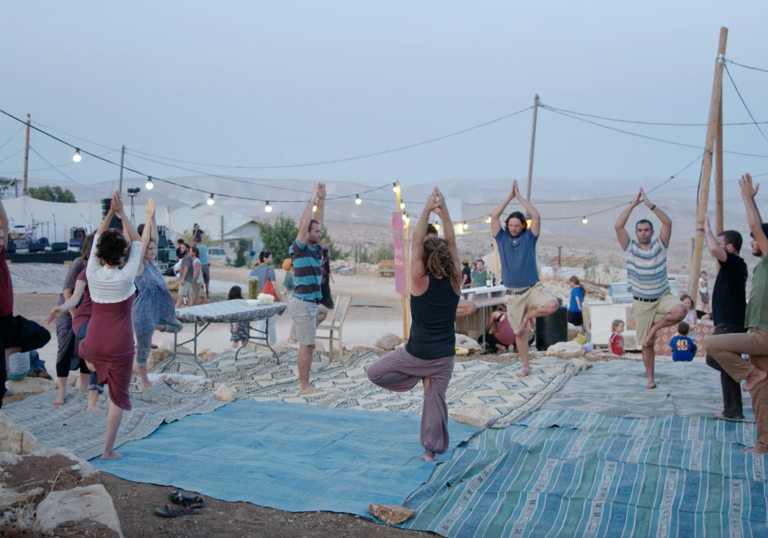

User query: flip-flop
[154,503,202,517]
[168,491,206,508]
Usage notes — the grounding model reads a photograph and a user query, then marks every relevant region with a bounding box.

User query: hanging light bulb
[265,201,273,213]
[393,182,400,193]
[462,222,469,230]
[72,149,82,163]
[400,201,405,210]
[355,195,362,205]
[207,193,215,206]
[434,223,440,231]
[582,216,588,224]
[312,204,317,212]
[402,212,410,223]
[486,216,492,223]
[145,176,154,190]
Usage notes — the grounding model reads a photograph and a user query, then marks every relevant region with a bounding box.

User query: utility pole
[525,94,539,201]
[118,145,125,194]
[22,114,30,196]
[689,27,727,298]
[715,100,724,234]
[394,182,410,342]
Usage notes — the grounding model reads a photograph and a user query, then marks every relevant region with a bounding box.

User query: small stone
[545,340,584,359]
[571,358,592,372]
[213,384,236,402]
[452,405,496,428]
[368,503,416,525]
[373,333,404,351]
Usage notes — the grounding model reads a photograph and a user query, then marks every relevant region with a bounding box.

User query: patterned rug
[157,350,577,428]
[400,409,768,538]
[1,382,227,460]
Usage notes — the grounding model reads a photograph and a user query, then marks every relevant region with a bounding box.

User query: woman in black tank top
[368,188,462,461]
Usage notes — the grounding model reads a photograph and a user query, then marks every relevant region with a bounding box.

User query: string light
[72,149,81,163]
[312,204,317,212]
[207,193,215,206]
[355,195,362,205]
[434,223,440,231]
[145,176,154,190]
[462,222,469,230]
[486,216,492,223]
[393,182,400,193]
[402,212,410,223]
[265,201,273,213]
[400,201,405,210]
[582,216,588,224]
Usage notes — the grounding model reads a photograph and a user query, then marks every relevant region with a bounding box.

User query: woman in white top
[78,192,154,460]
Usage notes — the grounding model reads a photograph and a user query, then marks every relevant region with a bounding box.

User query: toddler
[670,321,697,362]
[228,286,249,348]
[609,319,625,356]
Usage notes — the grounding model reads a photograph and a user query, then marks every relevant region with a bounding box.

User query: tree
[234,239,248,268]
[259,215,299,267]
[320,225,348,261]
[28,186,76,203]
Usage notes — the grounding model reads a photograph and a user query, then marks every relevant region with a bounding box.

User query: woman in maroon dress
[78,192,154,460]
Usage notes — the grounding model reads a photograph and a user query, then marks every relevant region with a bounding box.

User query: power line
[0,125,24,152]
[539,104,768,158]
[725,59,768,75]
[541,104,768,127]
[27,146,105,194]
[0,148,24,165]
[0,149,118,175]
[724,64,768,147]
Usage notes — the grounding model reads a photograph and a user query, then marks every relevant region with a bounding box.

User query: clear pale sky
[1,0,766,191]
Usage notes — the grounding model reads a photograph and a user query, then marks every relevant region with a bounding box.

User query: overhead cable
[724,64,768,147]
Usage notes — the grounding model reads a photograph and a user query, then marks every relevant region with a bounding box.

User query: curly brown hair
[96,229,129,266]
[80,233,95,263]
[423,237,460,291]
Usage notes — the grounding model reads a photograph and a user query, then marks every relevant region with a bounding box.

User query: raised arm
[411,189,442,293]
[640,188,672,247]
[704,215,727,263]
[46,279,87,323]
[740,173,768,257]
[0,197,8,248]
[95,192,117,235]
[434,188,460,277]
[296,183,319,245]
[514,180,541,236]
[314,183,326,226]
[135,200,155,278]
[614,190,642,250]
[113,192,140,243]
[490,182,516,236]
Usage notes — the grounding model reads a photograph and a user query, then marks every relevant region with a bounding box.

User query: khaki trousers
[705,328,768,452]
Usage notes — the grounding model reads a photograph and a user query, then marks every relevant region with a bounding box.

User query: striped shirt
[624,237,669,300]
[291,239,322,301]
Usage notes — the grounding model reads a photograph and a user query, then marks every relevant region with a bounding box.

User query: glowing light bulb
[207,194,215,206]
[582,216,588,224]
[145,177,154,190]
[462,222,469,230]
[265,201,273,213]
[400,202,405,210]
[393,183,400,193]
[434,223,440,231]
[486,217,492,223]
[355,195,362,205]
[72,149,82,163]
[312,204,317,212]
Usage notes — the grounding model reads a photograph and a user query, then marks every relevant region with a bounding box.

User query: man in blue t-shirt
[491,180,558,377]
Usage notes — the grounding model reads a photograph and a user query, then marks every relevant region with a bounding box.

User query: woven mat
[159,350,577,427]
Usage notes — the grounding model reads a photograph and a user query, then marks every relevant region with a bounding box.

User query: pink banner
[392,211,407,295]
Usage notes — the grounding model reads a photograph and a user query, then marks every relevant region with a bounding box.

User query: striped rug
[400,410,768,537]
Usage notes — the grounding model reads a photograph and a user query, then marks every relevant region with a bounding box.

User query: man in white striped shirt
[615,189,686,389]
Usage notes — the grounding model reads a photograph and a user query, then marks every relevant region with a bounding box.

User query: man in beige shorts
[491,180,559,377]
[615,188,686,389]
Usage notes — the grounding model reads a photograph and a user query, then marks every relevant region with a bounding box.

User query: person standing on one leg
[705,173,768,454]
[289,183,329,394]
[702,215,748,420]
[368,188,461,461]
[490,180,559,377]
[615,188,686,389]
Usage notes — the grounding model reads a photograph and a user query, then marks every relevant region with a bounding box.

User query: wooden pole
[715,99,724,234]
[118,145,125,194]
[22,114,30,196]
[689,27,727,298]
[525,94,539,201]
[395,182,410,342]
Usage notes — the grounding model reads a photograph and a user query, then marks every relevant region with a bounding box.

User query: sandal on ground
[151,344,158,349]
[168,491,206,508]
[155,503,202,517]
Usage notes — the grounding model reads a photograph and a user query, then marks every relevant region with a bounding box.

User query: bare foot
[516,368,531,378]
[86,405,101,412]
[742,447,768,455]
[53,394,65,406]
[423,377,430,395]
[645,381,657,390]
[299,385,322,395]
[714,412,726,419]
[422,454,436,462]
[142,382,153,391]
[101,451,123,460]
[714,412,744,421]
[742,368,768,392]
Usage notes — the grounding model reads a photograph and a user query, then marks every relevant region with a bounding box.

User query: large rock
[545,340,585,360]
[0,412,39,454]
[452,405,496,428]
[455,334,482,354]
[36,484,123,537]
[369,503,416,525]
[213,384,236,402]
[197,348,218,363]
[374,333,403,351]
[6,376,56,394]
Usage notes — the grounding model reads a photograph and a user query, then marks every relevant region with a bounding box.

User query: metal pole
[689,27,728,298]
[22,114,30,196]
[525,95,539,201]
[118,145,125,194]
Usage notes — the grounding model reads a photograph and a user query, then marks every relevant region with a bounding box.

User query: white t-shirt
[86,233,142,304]
[193,258,204,284]
[698,277,708,293]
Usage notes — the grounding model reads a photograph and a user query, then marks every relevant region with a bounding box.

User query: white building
[168,205,263,261]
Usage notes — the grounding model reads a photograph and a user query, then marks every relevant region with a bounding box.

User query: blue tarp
[91,400,479,517]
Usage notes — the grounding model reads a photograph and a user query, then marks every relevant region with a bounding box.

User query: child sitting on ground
[228,286,249,348]
[670,321,697,362]
[609,319,625,356]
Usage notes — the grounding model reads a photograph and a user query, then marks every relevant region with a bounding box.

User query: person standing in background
[472,260,488,288]
[699,271,710,314]
[460,259,471,289]
[320,246,334,309]
[193,236,209,301]
[250,251,277,345]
